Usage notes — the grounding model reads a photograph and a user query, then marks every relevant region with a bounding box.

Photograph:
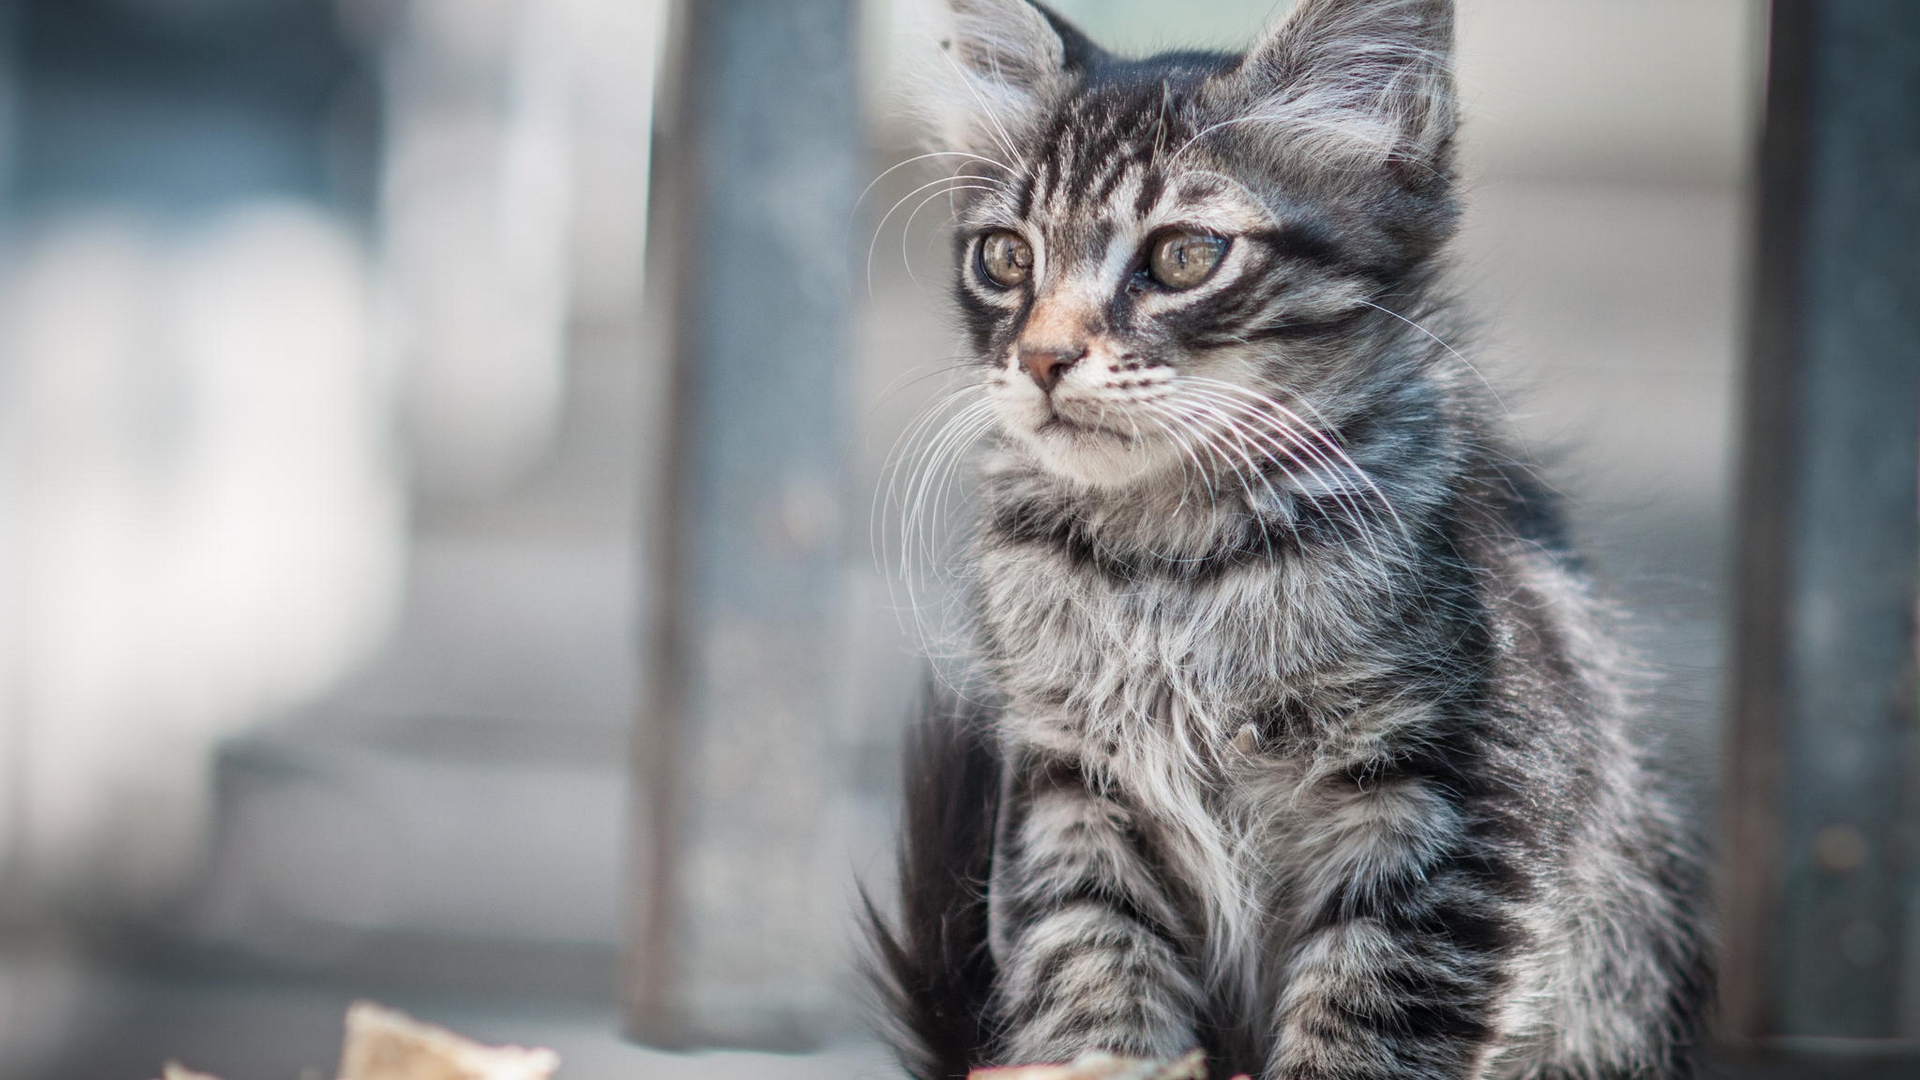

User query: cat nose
[1018,344,1086,393]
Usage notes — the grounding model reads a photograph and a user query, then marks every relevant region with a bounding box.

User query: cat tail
[861,688,1002,1080]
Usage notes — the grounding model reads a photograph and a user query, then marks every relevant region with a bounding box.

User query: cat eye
[979,230,1034,288]
[1147,230,1228,290]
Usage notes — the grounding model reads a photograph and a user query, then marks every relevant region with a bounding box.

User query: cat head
[914,0,1459,492]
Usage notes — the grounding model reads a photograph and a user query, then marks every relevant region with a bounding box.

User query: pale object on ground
[969,1050,1230,1080]
[152,1001,561,1080]
[339,1001,559,1080]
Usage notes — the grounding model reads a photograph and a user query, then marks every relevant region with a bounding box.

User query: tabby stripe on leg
[991,755,1204,1064]
[1272,913,1507,1080]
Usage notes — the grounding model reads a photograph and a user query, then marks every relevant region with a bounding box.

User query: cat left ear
[913,0,1103,154]
[1222,0,1457,182]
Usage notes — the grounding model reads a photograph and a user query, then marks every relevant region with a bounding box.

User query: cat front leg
[1266,772,1517,1080]
[990,749,1205,1064]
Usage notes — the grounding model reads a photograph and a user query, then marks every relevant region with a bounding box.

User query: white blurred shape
[382,0,663,496]
[384,0,568,495]
[559,0,661,324]
[3,203,404,907]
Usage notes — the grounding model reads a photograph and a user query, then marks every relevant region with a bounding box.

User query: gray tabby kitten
[865,1,1713,1078]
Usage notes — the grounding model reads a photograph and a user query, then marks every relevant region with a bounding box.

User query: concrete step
[180,718,627,967]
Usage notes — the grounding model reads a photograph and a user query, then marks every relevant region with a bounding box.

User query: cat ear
[1222,0,1456,181]
[911,0,1101,155]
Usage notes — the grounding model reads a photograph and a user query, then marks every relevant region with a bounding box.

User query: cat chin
[1007,422,1187,490]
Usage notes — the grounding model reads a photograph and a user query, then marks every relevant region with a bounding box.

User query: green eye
[979,230,1034,288]
[1147,230,1228,289]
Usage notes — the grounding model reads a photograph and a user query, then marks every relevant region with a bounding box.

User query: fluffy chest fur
[971,451,1407,736]
[971,451,1464,1027]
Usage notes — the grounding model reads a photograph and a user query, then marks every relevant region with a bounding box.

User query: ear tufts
[944,0,1067,93]
[1223,0,1456,181]
[1027,1,1104,74]
[908,0,1101,156]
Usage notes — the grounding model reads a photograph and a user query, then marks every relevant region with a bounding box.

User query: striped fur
[867,2,1713,1078]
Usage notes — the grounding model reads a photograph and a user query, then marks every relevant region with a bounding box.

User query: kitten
[865,2,1713,1079]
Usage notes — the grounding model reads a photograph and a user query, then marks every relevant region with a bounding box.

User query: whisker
[1182,376,1412,546]
[1148,397,1274,511]
[932,42,1023,163]
[854,150,1012,217]
[1137,399,1229,527]
[875,383,991,588]
[1265,389,1413,538]
[1354,296,1512,422]
[1174,384,1397,574]
[898,184,997,293]
[901,398,997,600]
[1179,389,1391,574]
[868,175,1003,297]
[869,356,982,414]
[1141,400,1282,565]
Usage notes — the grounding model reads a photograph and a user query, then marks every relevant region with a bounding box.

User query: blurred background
[0,1,1761,1077]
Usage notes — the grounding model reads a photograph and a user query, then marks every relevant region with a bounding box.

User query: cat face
[921,0,1459,492]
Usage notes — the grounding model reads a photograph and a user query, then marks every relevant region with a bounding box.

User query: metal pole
[1722,0,1920,1067]
[627,0,862,1052]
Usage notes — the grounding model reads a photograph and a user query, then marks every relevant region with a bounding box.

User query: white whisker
[868,175,1005,297]
[1175,382,1398,575]
[854,150,1012,218]
[1184,377,1412,547]
[899,184,997,293]
[932,40,1024,163]
[1355,296,1511,422]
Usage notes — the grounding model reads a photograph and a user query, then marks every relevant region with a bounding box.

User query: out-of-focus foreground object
[338,1001,560,1080]
[1721,0,1920,1074]
[159,1001,561,1080]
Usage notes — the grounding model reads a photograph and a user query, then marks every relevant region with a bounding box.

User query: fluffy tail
[862,691,1002,1080]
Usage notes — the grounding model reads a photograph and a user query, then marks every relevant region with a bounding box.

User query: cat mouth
[1035,412,1132,442]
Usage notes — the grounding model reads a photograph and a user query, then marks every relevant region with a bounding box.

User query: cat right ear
[1222,0,1457,183]
[910,0,1099,154]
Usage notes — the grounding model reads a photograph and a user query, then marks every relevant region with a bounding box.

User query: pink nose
[1019,344,1086,392]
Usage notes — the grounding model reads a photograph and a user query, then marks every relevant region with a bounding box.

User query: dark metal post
[1722,0,1920,1066]
[628,0,861,1051]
